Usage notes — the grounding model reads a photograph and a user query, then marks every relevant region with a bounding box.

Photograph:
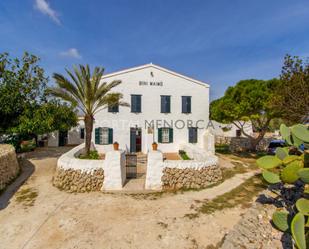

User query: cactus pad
[283,155,301,165]
[272,210,289,232]
[296,198,309,215]
[276,147,289,160]
[281,164,301,184]
[298,168,309,184]
[291,213,306,249]
[262,170,281,184]
[280,124,292,145]
[256,155,282,169]
[291,124,309,143]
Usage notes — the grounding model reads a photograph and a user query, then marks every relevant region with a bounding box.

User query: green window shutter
[95,128,100,144]
[80,128,85,139]
[189,128,193,143]
[169,128,173,143]
[158,128,162,143]
[108,128,113,144]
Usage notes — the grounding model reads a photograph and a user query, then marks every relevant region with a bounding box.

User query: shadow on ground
[0,159,35,210]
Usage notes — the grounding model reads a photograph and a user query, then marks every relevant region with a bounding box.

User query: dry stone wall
[220,202,292,249]
[161,165,222,190]
[0,144,20,191]
[53,168,104,192]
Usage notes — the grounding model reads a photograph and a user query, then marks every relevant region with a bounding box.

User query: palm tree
[49,64,128,155]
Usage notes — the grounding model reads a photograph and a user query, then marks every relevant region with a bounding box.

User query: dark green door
[130,128,142,153]
[59,130,68,146]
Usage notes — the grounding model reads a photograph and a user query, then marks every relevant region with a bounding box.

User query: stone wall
[220,202,292,249]
[53,168,104,192]
[53,144,105,192]
[161,165,222,190]
[0,144,20,191]
[215,136,274,152]
[229,137,273,152]
[146,150,221,190]
[53,144,127,192]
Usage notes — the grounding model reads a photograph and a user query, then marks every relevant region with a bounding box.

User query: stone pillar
[102,150,126,191]
[145,151,164,190]
[203,129,215,155]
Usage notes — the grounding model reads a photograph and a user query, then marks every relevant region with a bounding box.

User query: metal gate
[126,154,137,179]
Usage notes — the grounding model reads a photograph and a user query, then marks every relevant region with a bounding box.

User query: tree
[272,55,309,124]
[49,65,128,155]
[0,52,47,132]
[210,79,281,151]
[0,52,78,142]
[13,100,77,135]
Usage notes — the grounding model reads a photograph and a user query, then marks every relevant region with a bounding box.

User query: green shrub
[20,139,36,152]
[79,150,99,160]
[179,150,191,160]
[215,144,230,154]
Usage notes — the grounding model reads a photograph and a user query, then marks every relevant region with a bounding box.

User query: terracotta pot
[152,143,158,151]
[113,142,119,151]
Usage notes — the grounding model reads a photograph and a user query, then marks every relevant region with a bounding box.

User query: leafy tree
[13,100,77,135]
[210,79,281,151]
[273,55,309,124]
[49,65,128,155]
[0,52,47,132]
[0,52,78,143]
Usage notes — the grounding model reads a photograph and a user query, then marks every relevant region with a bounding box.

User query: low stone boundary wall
[53,168,104,192]
[0,144,20,191]
[53,144,126,192]
[53,144,105,192]
[162,165,221,190]
[220,202,291,249]
[215,136,274,152]
[145,150,221,190]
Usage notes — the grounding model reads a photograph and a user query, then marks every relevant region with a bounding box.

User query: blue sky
[1,0,309,100]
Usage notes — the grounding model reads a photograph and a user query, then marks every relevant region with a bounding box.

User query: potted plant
[152,142,158,151]
[113,141,119,151]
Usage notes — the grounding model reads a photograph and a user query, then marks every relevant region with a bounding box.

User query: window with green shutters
[94,127,113,145]
[158,127,173,143]
[182,96,191,113]
[95,128,101,144]
[188,127,198,143]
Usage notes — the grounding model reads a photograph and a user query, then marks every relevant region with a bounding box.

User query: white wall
[48,120,84,147]
[210,120,253,138]
[93,64,210,154]
[47,131,59,147]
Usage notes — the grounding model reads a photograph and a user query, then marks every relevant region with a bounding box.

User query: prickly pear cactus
[257,123,309,248]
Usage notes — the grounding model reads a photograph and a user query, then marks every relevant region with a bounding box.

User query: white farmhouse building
[48,63,211,154]
[93,63,210,154]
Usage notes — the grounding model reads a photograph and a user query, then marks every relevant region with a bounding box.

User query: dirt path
[0,148,257,249]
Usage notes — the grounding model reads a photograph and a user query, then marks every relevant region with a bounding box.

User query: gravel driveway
[0,147,248,249]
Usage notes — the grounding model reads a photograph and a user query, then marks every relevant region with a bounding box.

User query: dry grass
[197,175,266,215]
[15,187,38,207]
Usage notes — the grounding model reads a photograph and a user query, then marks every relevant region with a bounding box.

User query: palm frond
[51,64,126,116]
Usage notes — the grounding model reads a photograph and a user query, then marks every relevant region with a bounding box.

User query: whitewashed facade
[48,64,210,153]
[93,63,210,154]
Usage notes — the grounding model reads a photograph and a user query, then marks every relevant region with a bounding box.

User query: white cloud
[60,48,82,59]
[34,0,60,25]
